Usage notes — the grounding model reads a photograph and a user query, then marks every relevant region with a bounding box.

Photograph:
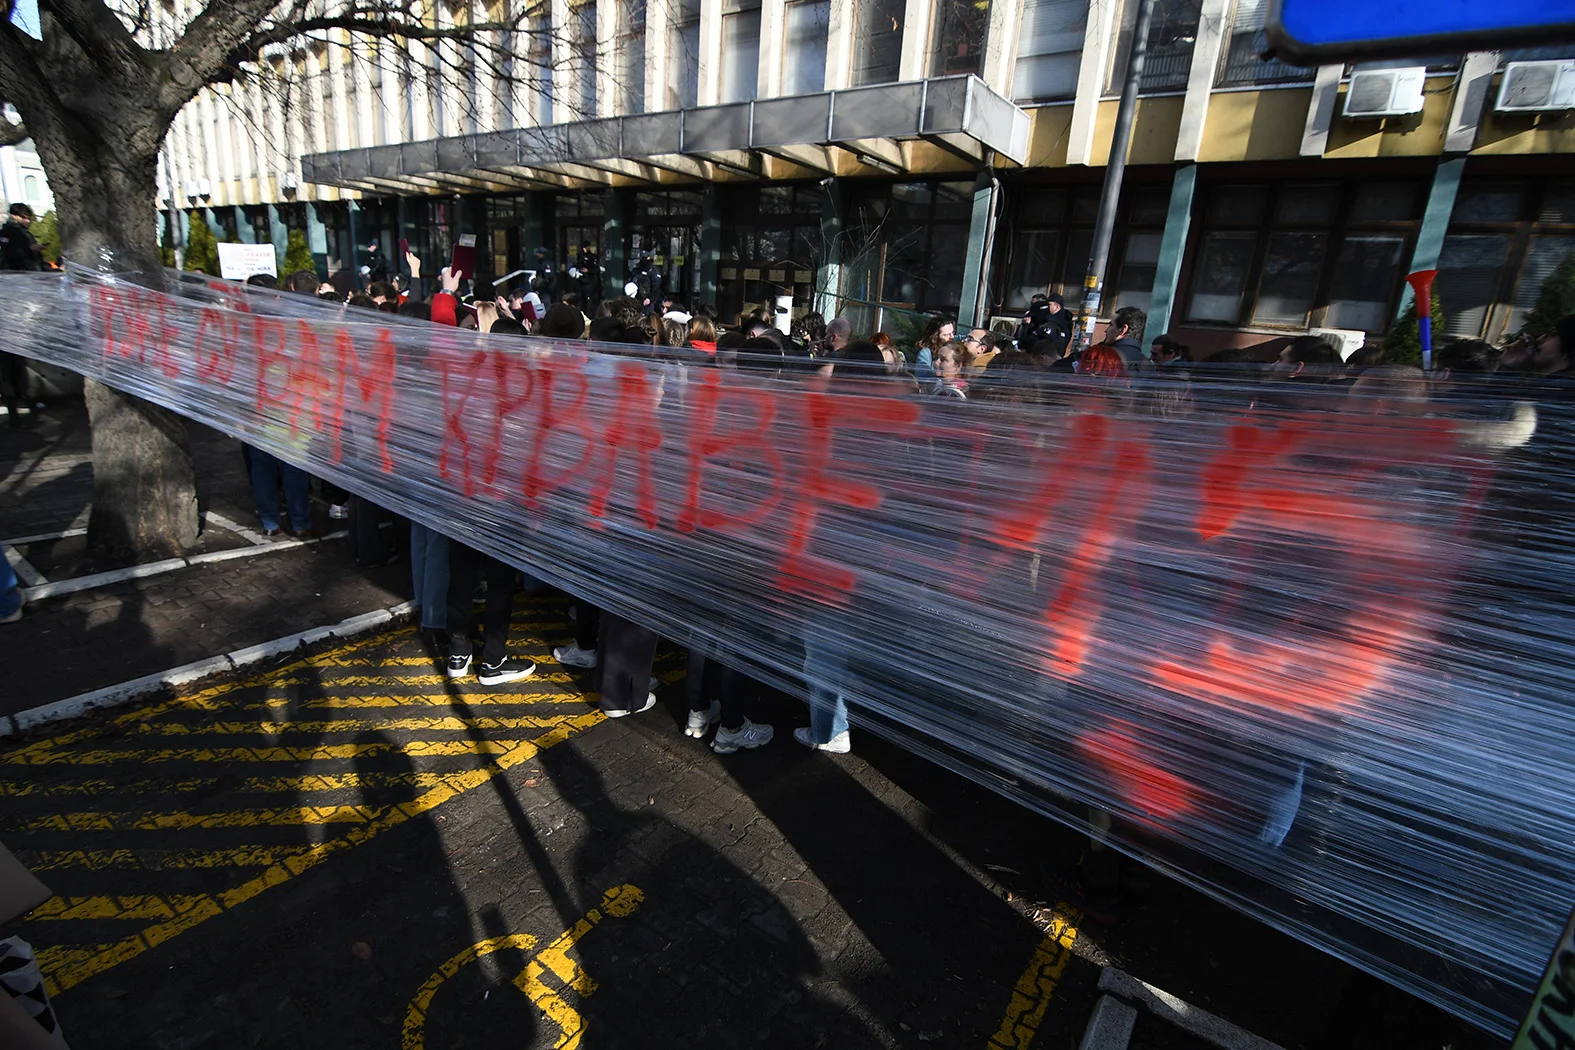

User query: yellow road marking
[31,709,606,997]
[29,895,216,922]
[15,790,490,832]
[291,691,595,709]
[986,904,1082,1050]
[25,846,322,872]
[7,737,546,767]
[133,714,579,736]
[402,885,644,1050]
[301,671,584,687]
[0,770,463,798]
[1,630,410,760]
[400,934,542,1050]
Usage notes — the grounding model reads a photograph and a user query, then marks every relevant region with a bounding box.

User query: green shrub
[281,228,315,278]
[1519,251,1575,341]
[32,210,59,263]
[182,211,221,276]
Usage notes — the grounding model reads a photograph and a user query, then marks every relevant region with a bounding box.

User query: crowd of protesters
[5,236,1572,769]
[211,245,1569,766]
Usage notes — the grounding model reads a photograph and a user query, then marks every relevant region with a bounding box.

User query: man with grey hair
[822,316,852,356]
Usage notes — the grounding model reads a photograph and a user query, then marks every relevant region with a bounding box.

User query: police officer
[533,246,556,302]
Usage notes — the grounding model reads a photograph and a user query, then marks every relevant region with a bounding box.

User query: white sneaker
[604,693,657,719]
[553,642,598,668]
[328,503,349,520]
[478,657,536,686]
[684,700,721,738]
[0,588,24,624]
[445,653,472,679]
[713,720,774,754]
[792,727,851,754]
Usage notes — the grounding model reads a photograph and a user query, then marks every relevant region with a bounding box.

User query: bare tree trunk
[45,141,201,562]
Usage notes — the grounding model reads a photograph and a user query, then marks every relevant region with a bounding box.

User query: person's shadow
[530,734,894,1049]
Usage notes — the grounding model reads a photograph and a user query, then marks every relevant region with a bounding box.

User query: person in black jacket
[0,203,42,425]
[0,203,42,272]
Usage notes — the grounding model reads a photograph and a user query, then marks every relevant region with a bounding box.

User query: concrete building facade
[152,0,1575,353]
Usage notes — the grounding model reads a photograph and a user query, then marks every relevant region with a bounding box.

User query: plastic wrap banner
[4,269,1572,1037]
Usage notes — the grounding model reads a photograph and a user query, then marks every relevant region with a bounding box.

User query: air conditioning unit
[1343,67,1427,118]
[1496,60,1575,112]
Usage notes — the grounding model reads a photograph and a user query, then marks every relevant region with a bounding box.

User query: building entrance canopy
[300,75,1030,196]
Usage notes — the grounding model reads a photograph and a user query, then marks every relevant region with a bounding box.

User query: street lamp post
[1073,0,1157,352]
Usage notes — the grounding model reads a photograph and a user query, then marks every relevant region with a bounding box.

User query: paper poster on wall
[217,243,279,281]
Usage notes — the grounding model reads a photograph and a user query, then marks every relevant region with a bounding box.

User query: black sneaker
[478,657,536,686]
[446,653,472,679]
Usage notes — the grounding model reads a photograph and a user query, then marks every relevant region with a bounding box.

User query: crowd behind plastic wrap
[5,266,1574,1039]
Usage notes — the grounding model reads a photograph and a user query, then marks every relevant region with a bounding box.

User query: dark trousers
[1,351,27,417]
[596,612,657,714]
[576,604,601,651]
[687,652,748,730]
[446,543,515,666]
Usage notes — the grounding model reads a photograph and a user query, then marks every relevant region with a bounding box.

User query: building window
[719,183,824,321]
[1108,186,1170,316]
[573,0,597,118]
[783,0,830,95]
[526,0,554,124]
[670,0,702,108]
[1106,0,1201,95]
[720,0,763,103]
[932,0,991,77]
[554,191,607,281]
[998,184,1166,316]
[1436,181,1575,340]
[1182,180,1420,332]
[617,0,646,114]
[22,174,39,203]
[1014,0,1088,103]
[841,181,976,324]
[850,0,904,86]
[632,189,703,305]
[1216,0,1316,86]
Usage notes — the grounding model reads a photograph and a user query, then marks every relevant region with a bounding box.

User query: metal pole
[973,170,1002,329]
[1073,0,1156,352]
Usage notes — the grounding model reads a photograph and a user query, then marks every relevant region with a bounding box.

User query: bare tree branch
[37,0,147,81]
[168,0,311,100]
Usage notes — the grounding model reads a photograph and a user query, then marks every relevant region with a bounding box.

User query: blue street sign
[1268,0,1575,63]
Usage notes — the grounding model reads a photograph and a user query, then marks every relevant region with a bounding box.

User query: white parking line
[0,599,418,737]
[4,545,48,586]
[0,526,87,546]
[1095,968,1289,1050]
[201,510,271,546]
[1080,995,1138,1050]
[21,530,347,602]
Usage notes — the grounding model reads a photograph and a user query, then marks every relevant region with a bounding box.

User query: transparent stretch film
[5,268,1573,1037]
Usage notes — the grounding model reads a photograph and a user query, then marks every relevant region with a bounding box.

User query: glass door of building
[629,224,699,306]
